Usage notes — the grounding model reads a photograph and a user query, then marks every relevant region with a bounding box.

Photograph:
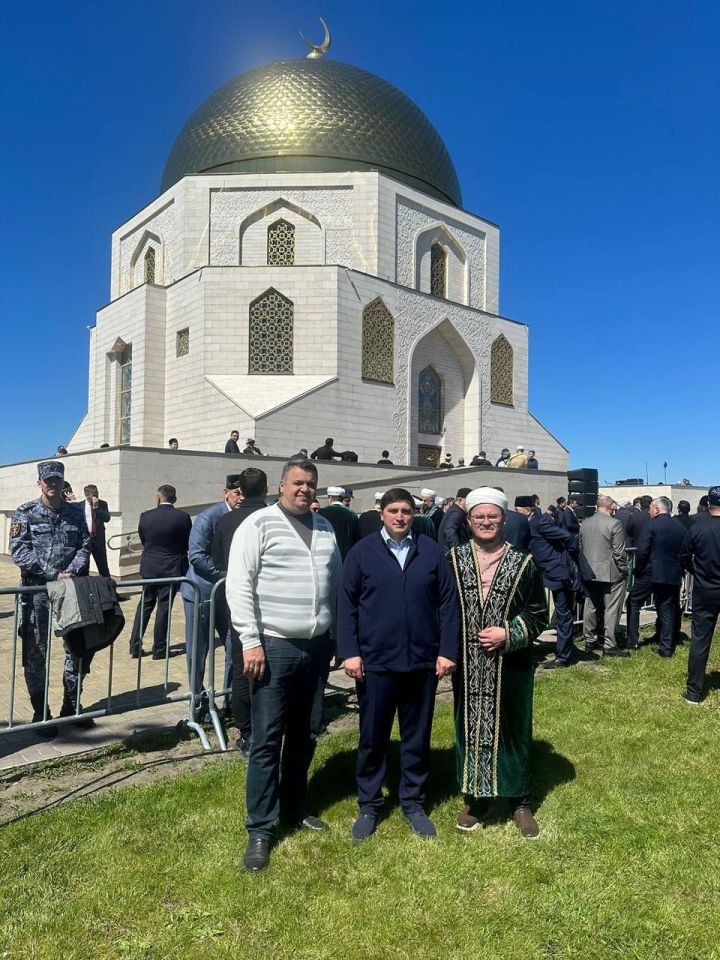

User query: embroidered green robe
[448,542,548,798]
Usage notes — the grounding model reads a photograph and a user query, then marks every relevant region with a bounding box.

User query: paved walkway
[0,556,220,769]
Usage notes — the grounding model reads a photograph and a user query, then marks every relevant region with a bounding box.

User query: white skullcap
[516,446,524,452]
[420,488,436,498]
[327,486,345,497]
[465,487,509,514]
[374,491,384,501]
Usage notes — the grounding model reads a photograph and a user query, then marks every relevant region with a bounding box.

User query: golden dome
[161,58,461,206]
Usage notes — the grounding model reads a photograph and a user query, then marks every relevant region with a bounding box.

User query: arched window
[490,335,513,405]
[418,365,442,434]
[144,247,156,284]
[361,298,394,383]
[430,242,447,298]
[249,289,294,374]
[118,345,133,444]
[267,219,296,266]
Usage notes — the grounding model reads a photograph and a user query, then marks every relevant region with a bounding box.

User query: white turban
[420,488,436,498]
[465,487,509,515]
[374,491,384,501]
[327,486,345,497]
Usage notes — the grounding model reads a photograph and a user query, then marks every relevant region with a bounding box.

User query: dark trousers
[653,582,680,655]
[551,584,576,664]
[229,629,251,739]
[21,592,95,712]
[686,593,720,699]
[356,668,438,815]
[626,578,654,647]
[90,541,110,578]
[129,585,176,655]
[245,633,331,839]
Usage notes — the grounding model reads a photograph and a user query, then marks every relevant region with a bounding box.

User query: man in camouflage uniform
[10,461,93,737]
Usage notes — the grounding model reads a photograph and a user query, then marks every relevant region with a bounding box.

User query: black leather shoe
[243,837,270,873]
[541,659,571,670]
[604,648,630,658]
[59,702,96,728]
[151,650,167,660]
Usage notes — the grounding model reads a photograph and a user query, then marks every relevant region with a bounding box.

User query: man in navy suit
[129,484,192,659]
[632,497,687,656]
[337,487,459,841]
[515,496,579,669]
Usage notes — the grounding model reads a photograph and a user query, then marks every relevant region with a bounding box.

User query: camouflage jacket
[9,499,90,582]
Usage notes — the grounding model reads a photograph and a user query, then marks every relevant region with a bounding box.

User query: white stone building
[68,54,566,470]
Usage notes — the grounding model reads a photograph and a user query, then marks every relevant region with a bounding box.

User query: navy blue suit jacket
[503,510,530,551]
[634,513,687,586]
[438,503,470,550]
[528,509,577,588]
[337,532,460,671]
[138,505,191,580]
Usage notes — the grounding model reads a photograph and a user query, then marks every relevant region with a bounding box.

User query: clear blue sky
[1,0,718,484]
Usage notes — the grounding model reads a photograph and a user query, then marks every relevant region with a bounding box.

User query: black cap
[38,461,65,480]
[225,474,243,490]
[708,486,720,506]
[515,496,535,508]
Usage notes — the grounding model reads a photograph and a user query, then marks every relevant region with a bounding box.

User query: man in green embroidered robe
[448,486,548,838]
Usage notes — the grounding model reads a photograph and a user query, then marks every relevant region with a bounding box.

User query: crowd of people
[146,433,542,471]
[8,457,720,873]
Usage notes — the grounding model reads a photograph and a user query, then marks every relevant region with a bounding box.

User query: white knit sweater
[225,504,341,651]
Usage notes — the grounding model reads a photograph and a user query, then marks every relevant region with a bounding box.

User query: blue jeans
[183,598,230,695]
[245,632,332,839]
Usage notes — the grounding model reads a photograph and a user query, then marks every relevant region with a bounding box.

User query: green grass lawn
[2,640,720,960]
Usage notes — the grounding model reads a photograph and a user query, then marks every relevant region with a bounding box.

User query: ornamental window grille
[144,247,156,284]
[267,219,296,266]
[361,298,394,383]
[176,328,189,357]
[418,365,442,434]
[430,242,447,298]
[249,289,294,374]
[490,335,514,405]
[118,345,132,444]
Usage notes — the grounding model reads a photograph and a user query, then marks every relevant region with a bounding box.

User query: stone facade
[70,170,566,471]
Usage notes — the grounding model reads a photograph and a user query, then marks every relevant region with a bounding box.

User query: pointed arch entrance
[409,319,479,466]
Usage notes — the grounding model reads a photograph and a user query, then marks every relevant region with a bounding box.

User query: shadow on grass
[307,738,575,818]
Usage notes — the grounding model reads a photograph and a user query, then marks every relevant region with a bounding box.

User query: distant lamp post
[663,461,668,484]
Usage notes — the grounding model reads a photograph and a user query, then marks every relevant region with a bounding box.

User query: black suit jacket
[138,505,192,579]
[87,499,111,546]
[211,498,267,574]
[634,513,687,586]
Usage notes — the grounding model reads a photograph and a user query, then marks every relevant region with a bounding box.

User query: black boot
[60,697,96,729]
[30,695,58,738]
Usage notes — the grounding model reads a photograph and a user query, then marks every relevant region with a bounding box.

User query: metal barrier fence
[0,577,219,749]
[551,547,694,630]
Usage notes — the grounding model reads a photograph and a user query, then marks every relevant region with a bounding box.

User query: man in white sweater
[226,459,342,873]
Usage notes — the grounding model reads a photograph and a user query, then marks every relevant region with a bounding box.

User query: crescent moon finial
[300,16,331,59]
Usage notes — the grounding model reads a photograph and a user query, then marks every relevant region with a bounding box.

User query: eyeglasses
[469,516,503,525]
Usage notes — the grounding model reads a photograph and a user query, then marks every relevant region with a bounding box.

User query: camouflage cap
[225,474,243,489]
[37,461,65,480]
[708,486,720,506]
